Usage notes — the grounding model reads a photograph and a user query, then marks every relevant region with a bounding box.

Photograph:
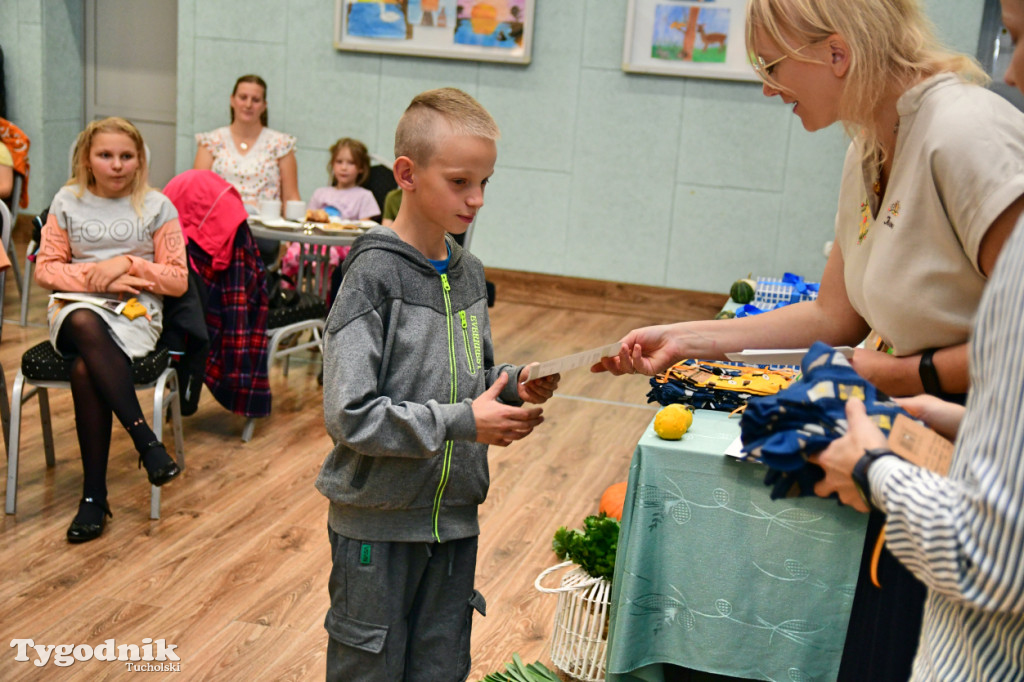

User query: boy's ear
[394,156,416,191]
[828,34,850,78]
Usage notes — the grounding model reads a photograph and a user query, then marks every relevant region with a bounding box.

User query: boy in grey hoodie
[316,88,559,681]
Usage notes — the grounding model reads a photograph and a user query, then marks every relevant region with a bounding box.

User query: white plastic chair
[4,341,184,519]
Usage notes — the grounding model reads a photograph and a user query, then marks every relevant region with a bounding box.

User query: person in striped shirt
[810,5,1024,675]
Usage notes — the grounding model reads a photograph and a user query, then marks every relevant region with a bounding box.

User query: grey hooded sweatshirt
[316,226,523,543]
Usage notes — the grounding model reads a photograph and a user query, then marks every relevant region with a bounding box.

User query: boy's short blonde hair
[394,88,500,165]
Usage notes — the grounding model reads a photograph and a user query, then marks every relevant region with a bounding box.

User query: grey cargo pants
[325,527,486,681]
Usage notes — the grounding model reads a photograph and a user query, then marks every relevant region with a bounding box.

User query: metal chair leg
[8,250,21,295]
[150,368,185,520]
[0,368,10,456]
[5,371,26,514]
[38,387,54,467]
[19,249,35,327]
[242,417,257,442]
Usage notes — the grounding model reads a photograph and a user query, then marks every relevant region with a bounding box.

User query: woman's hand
[807,398,890,512]
[895,394,965,442]
[84,256,133,292]
[591,324,685,376]
[517,365,559,404]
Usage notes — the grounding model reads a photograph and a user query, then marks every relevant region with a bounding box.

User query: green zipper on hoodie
[459,310,479,374]
[431,273,457,541]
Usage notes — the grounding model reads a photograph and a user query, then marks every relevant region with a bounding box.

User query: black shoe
[138,441,182,487]
[67,497,112,543]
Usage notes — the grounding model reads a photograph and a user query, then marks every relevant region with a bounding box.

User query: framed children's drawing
[334,0,534,65]
[622,0,759,82]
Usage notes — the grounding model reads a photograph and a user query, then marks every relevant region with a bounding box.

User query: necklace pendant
[240,141,249,151]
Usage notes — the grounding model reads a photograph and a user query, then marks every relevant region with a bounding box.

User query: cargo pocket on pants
[325,609,390,680]
[457,589,487,674]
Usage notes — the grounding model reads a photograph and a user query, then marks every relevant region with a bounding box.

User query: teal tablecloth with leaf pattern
[607,410,868,681]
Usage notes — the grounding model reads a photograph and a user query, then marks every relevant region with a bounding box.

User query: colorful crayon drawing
[454,0,526,49]
[346,0,407,39]
[651,4,729,64]
[337,0,533,64]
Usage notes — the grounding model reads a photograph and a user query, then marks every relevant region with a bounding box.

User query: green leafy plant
[480,653,561,681]
[551,512,619,581]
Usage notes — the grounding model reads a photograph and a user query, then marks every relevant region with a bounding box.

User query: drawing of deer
[697,24,727,51]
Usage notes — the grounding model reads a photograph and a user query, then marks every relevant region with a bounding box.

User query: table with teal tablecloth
[607,410,869,682]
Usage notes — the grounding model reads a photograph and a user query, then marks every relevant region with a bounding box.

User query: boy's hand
[518,364,559,404]
[473,373,544,447]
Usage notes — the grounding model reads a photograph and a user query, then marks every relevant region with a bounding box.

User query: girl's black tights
[58,309,159,501]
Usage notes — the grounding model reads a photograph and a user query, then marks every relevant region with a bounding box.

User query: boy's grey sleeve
[485,364,524,406]
[479,302,524,406]
[323,288,476,458]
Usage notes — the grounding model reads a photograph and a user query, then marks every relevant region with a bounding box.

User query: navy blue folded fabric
[739,342,910,498]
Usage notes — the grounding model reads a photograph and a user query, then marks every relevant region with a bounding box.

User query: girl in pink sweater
[35,117,188,543]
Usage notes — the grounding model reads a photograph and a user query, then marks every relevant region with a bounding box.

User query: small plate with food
[257,217,304,230]
[318,220,378,232]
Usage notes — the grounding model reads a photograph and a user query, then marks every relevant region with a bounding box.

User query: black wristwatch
[851,448,897,510]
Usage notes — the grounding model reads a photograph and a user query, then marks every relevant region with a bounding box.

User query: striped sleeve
[873,216,1024,618]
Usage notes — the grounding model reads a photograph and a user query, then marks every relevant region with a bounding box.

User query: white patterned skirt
[47,291,164,360]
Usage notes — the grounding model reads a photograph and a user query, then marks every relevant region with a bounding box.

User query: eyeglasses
[751,42,811,81]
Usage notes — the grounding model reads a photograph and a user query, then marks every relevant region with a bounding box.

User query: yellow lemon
[654,404,693,440]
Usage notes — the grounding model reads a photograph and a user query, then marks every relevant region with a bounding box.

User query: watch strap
[852,448,897,509]
[919,348,943,396]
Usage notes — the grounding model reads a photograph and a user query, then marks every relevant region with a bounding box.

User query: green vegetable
[552,513,619,581]
[730,278,756,304]
[714,309,735,319]
[480,653,561,681]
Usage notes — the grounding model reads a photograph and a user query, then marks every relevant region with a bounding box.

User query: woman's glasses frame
[751,42,814,81]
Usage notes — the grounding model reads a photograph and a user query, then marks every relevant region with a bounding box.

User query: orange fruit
[654,404,693,440]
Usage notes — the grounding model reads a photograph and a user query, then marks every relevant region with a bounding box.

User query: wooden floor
[0,220,724,681]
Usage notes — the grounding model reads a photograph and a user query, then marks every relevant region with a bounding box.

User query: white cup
[259,198,282,220]
[285,200,306,222]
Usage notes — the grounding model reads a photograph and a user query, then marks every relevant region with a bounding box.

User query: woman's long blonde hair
[745,0,988,161]
[68,116,152,214]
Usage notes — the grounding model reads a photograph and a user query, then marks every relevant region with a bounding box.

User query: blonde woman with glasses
[595,0,1024,679]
